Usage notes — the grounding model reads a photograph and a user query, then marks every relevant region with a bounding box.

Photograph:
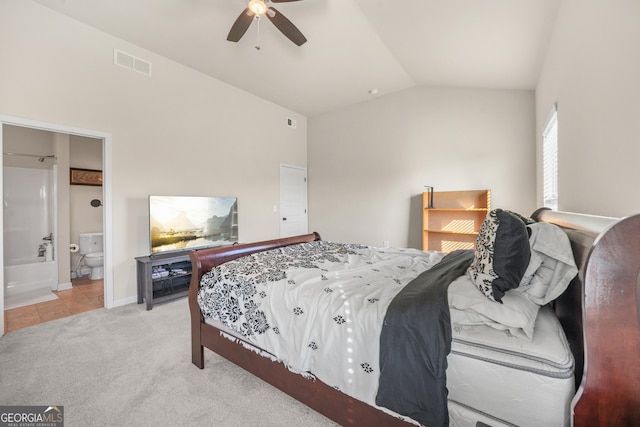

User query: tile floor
[3,276,104,334]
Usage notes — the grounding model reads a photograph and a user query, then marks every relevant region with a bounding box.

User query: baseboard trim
[113,296,137,308]
[57,282,72,291]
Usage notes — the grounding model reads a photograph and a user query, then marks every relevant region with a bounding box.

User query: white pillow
[448,274,539,340]
[516,222,578,305]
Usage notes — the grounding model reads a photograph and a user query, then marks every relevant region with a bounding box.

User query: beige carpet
[0,298,337,427]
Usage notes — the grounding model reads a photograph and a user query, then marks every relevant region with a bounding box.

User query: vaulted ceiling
[34,0,561,117]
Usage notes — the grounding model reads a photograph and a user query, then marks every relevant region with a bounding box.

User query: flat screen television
[149,195,238,254]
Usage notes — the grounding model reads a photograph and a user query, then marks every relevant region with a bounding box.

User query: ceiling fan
[227,0,307,47]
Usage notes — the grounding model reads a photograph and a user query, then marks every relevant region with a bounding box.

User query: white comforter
[197,241,445,408]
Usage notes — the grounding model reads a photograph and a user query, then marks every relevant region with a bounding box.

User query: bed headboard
[532,208,640,425]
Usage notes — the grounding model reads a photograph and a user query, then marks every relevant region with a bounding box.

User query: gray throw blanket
[376,249,475,427]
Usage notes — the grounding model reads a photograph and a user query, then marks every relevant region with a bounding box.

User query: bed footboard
[187,231,413,426]
[188,232,321,368]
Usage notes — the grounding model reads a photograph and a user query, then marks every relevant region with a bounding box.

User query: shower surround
[3,166,58,309]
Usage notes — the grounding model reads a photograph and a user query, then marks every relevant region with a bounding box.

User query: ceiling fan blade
[271,0,303,3]
[266,6,307,46]
[227,8,255,42]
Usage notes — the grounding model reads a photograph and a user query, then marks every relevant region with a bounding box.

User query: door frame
[0,115,114,336]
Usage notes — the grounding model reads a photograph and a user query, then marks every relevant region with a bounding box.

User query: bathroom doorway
[0,115,113,336]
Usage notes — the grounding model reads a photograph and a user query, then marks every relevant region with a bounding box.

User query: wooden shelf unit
[422,189,491,252]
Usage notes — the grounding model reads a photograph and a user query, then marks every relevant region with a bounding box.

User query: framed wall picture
[70,168,102,186]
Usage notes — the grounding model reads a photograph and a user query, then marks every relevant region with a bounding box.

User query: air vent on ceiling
[114,49,152,76]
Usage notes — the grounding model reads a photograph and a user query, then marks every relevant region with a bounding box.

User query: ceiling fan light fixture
[227,0,307,46]
[248,0,268,15]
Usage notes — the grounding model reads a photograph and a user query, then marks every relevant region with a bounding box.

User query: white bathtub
[4,256,57,296]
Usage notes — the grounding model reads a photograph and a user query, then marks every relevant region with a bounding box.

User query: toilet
[79,232,104,280]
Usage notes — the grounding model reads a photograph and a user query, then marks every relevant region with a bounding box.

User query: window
[542,105,558,210]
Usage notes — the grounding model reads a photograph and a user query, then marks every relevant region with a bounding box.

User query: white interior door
[279,164,308,238]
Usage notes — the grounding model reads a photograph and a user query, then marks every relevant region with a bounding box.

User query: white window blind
[543,106,558,210]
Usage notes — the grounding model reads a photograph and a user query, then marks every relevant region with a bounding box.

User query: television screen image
[149,195,238,253]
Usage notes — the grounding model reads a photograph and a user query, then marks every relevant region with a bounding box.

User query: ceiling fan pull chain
[255,16,261,50]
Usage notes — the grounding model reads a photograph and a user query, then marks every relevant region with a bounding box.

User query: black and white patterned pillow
[468,209,531,303]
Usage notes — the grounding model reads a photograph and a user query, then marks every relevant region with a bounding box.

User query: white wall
[0,1,307,304]
[536,0,640,217]
[2,126,54,170]
[308,86,536,248]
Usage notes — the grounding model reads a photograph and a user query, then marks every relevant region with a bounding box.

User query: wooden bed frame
[188,209,640,426]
